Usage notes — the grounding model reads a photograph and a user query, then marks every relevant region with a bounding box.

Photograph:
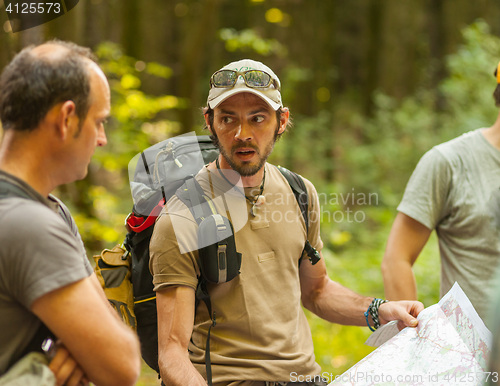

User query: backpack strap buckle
[304,240,321,265]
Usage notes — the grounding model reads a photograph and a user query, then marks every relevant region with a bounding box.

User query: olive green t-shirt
[0,172,92,374]
[150,163,324,383]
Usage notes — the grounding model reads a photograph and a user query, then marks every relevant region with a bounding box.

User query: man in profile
[0,41,141,385]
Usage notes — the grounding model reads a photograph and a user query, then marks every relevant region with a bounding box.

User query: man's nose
[234,121,252,141]
[96,126,107,147]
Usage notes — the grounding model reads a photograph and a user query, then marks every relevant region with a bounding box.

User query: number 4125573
[5,2,62,14]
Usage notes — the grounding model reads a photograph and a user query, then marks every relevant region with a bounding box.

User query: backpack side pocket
[93,245,136,329]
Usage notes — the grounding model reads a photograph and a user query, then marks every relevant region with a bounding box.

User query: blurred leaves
[264,7,291,27]
[219,28,286,56]
[70,42,184,255]
[441,21,500,129]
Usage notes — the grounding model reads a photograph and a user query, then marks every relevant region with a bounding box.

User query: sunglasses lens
[245,70,271,87]
[211,69,274,89]
[212,70,237,87]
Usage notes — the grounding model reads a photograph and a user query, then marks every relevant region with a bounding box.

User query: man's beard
[210,128,279,177]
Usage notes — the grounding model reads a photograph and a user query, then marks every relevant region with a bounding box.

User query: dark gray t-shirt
[398,129,500,321]
[0,172,92,374]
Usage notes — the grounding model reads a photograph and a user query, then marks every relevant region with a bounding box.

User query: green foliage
[353,19,499,195]
[136,362,160,386]
[219,28,286,56]
[72,42,184,254]
[96,41,183,147]
[277,19,500,204]
[441,20,500,130]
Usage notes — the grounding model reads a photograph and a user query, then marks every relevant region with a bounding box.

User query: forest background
[1,1,500,384]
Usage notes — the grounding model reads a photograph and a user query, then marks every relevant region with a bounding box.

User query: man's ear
[277,107,289,135]
[204,111,213,134]
[55,101,78,140]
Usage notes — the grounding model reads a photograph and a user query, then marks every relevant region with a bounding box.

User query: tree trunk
[364,0,384,118]
[178,0,221,133]
[427,0,446,112]
[122,0,140,58]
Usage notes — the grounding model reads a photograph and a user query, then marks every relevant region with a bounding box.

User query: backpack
[93,244,136,328]
[96,135,321,382]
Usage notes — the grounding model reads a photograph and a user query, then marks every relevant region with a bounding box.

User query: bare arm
[31,274,141,386]
[157,286,207,386]
[300,252,422,328]
[300,254,373,325]
[381,212,432,301]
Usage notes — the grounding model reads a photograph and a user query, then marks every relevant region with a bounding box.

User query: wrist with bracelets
[364,298,388,332]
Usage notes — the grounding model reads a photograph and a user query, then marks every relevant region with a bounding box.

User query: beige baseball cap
[207,59,282,110]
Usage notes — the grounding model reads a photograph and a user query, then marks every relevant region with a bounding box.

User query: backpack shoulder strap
[175,176,216,224]
[277,166,321,265]
[175,176,218,385]
[277,166,309,231]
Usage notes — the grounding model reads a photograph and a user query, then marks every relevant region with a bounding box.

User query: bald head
[0,40,98,132]
[31,40,96,62]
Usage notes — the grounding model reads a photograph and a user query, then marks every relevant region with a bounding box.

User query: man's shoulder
[433,129,483,159]
[0,198,89,291]
[0,196,54,219]
[412,130,481,173]
[162,180,203,225]
[0,197,70,238]
[268,163,319,196]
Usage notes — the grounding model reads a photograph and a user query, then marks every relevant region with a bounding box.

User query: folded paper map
[330,283,493,385]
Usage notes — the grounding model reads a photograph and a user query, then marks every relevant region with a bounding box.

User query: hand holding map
[330,283,493,385]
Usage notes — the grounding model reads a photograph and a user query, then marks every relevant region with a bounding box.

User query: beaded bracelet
[364,298,388,332]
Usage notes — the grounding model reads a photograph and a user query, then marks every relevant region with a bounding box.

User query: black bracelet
[364,298,388,331]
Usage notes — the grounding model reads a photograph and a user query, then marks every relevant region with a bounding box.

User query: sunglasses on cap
[210,69,281,91]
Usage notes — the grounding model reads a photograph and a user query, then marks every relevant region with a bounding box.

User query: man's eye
[97,118,108,127]
[222,117,233,124]
[254,116,265,123]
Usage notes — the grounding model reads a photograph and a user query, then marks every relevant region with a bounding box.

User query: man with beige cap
[150,59,424,386]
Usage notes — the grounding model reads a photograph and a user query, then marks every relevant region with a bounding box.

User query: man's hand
[49,342,89,386]
[32,276,141,386]
[378,300,424,331]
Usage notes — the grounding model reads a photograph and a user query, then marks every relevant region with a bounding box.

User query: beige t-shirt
[150,163,323,383]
